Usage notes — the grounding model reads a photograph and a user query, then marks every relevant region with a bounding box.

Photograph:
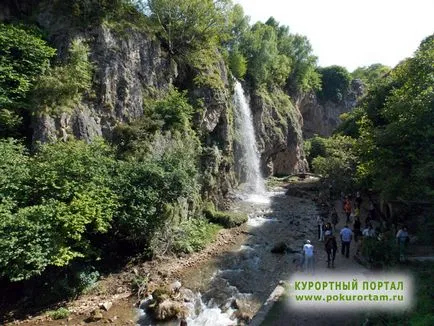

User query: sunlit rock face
[298,79,365,138]
[31,24,176,143]
[248,91,308,177]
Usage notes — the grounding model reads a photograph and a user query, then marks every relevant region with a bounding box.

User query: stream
[137,184,320,325]
[136,80,320,325]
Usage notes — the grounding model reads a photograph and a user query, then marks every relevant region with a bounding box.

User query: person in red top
[343,196,352,224]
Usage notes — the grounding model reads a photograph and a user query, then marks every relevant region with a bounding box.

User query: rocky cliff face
[2,0,311,195]
[249,90,308,176]
[32,24,176,143]
[297,79,365,138]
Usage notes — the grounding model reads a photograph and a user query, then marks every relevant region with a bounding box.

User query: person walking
[324,232,337,268]
[331,209,339,232]
[353,216,361,242]
[343,196,352,224]
[396,226,409,262]
[317,216,324,241]
[355,191,362,209]
[340,225,353,258]
[303,240,315,274]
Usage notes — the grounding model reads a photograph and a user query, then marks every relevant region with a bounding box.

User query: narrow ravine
[136,81,321,325]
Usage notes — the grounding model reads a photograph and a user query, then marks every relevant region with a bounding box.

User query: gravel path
[258,196,369,326]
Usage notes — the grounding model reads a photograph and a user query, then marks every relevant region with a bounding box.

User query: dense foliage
[305,135,358,193]
[0,24,56,137]
[0,84,204,282]
[239,18,320,92]
[0,24,56,108]
[351,63,391,88]
[1,2,431,313]
[338,34,434,201]
[29,39,93,115]
[316,65,351,103]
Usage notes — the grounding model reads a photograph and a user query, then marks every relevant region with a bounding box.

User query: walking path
[253,197,370,326]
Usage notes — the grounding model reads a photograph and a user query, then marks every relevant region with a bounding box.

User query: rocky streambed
[8,178,324,326]
[135,178,322,325]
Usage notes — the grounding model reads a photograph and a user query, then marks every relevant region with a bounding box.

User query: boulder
[179,288,195,303]
[99,301,112,311]
[271,242,287,254]
[152,299,188,321]
[89,309,103,321]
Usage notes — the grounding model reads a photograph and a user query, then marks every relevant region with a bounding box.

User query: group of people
[300,190,411,273]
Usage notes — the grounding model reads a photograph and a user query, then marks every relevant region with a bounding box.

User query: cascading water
[233,80,267,201]
[136,81,275,326]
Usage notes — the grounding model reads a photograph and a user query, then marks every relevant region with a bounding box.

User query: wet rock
[271,242,287,254]
[169,280,182,293]
[233,311,252,324]
[179,288,195,302]
[230,298,240,309]
[153,299,188,321]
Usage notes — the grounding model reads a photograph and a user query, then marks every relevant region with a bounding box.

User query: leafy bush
[76,266,100,294]
[0,139,117,281]
[112,131,200,250]
[29,39,93,115]
[360,234,398,268]
[0,24,56,107]
[309,135,357,193]
[365,262,434,325]
[351,63,391,88]
[172,218,221,253]
[47,307,70,320]
[0,139,30,204]
[317,65,351,103]
[228,49,247,80]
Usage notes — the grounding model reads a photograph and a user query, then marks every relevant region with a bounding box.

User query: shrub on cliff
[317,65,351,103]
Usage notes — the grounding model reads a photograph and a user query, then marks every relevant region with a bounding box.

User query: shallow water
[137,188,319,325]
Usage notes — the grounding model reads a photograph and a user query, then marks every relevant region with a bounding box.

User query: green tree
[113,131,200,250]
[344,34,434,201]
[141,0,231,54]
[351,63,391,88]
[310,135,358,193]
[0,140,117,281]
[317,65,351,103]
[0,24,56,107]
[240,22,290,88]
[283,34,320,93]
[228,48,247,80]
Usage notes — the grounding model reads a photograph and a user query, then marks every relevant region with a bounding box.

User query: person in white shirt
[362,223,375,238]
[303,240,315,274]
[340,225,353,258]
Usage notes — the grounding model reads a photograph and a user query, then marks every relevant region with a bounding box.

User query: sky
[233,0,434,72]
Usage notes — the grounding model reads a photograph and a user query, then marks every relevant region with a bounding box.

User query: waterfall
[233,80,266,195]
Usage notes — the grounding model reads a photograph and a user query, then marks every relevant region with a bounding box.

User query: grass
[47,307,70,320]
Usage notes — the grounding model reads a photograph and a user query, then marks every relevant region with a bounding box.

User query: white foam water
[233,81,266,195]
